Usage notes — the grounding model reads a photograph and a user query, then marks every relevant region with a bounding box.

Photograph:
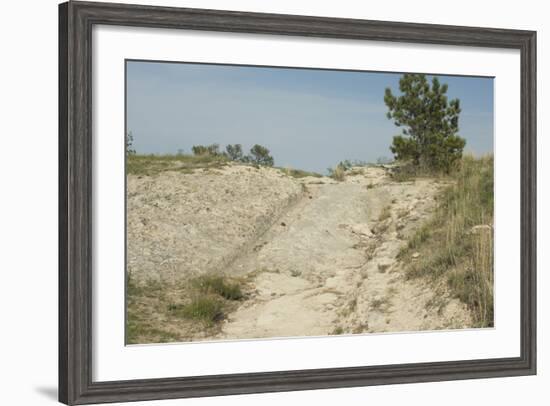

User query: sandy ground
[127,164,472,341]
[217,167,471,339]
[127,165,303,285]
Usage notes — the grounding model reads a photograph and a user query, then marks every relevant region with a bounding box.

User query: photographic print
[125,60,494,345]
[59,4,536,403]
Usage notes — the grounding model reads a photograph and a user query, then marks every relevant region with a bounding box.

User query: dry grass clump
[126,272,245,344]
[192,275,243,300]
[329,164,346,181]
[399,155,494,327]
[168,296,224,326]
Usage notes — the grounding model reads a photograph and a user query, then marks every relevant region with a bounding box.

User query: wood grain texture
[58,3,69,404]
[58,1,537,404]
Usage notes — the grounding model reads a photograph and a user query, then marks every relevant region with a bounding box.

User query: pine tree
[384,74,466,172]
[249,144,274,167]
[225,144,244,161]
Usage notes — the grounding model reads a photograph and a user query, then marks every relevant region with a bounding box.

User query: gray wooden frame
[59,1,537,404]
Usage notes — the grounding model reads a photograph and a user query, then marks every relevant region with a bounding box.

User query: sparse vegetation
[169,296,224,325]
[327,159,370,181]
[280,167,323,179]
[398,155,494,327]
[192,275,244,300]
[126,272,245,344]
[126,275,181,343]
[127,142,277,177]
[328,163,346,181]
[192,143,221,156]
[127,153,228,176]
[405,224,431,251]
[389,161,455,183]
[347,168,365,177]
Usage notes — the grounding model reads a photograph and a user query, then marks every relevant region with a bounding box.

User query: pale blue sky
[126,60,493,174]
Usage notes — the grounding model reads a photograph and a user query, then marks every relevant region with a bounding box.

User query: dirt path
[218,168,471,339]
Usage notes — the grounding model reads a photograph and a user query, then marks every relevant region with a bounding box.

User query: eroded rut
[218,168,471,339]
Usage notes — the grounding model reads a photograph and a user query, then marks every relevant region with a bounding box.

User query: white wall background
[0,0,546,405]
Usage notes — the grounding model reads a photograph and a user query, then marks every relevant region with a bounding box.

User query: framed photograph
[59,1,536,404]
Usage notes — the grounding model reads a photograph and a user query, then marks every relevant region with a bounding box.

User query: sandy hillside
[127,164,472,341]
[127,165,303,285]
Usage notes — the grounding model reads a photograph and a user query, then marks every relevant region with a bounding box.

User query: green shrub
[225,144,244,161]
[249,144,274,167]
[192,143,221,156]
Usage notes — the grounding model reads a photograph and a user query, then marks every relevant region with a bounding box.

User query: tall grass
[401,155,494,327]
